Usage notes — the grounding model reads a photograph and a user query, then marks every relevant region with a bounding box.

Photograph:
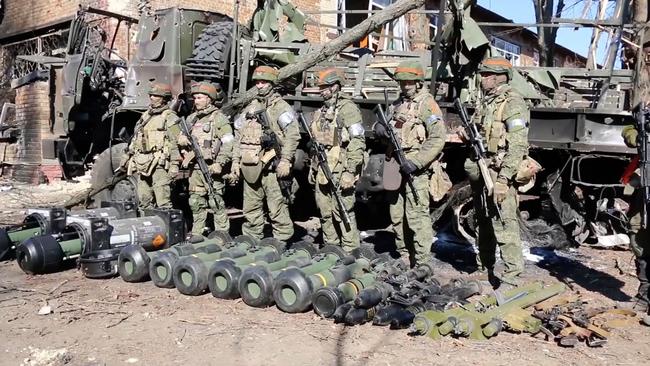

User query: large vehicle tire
[89,143,137,205]
[188,21,237,80]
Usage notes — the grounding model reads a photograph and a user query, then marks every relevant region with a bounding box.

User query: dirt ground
[1,179,649,366]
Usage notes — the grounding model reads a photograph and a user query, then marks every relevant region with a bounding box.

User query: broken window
[340,0,409,52]
[491,36,521,66]
[1,32,69,80]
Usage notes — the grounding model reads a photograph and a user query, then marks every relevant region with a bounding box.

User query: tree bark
[532,0,565,67]
[222,0,427,115]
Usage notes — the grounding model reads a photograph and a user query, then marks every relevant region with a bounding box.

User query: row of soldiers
[118,57,532,288]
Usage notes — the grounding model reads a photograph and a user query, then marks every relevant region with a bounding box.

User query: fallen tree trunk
[222,0,426,115]
[64,173,126,209]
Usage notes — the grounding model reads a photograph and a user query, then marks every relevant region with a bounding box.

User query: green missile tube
[118,231,232,282]
[312,255,400,318]
[273,247,378,313]
[206,238,291,299]
[149,234,257,288]
[173,238,289,296]
[413,282,551,339]
[238,241,321,307]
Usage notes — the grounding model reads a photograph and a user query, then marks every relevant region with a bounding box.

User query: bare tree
[532,0,566,66]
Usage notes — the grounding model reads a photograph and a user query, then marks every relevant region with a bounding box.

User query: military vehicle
[26,0,639,246]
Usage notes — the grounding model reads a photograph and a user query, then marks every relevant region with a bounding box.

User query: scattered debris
[37,305,52,316]
[20,347,71,366]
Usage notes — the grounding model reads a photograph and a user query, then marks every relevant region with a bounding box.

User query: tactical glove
[177,134,191,147]
[400,159,418,175]
[209,163,222,175]
[276,158,292,178]
[494,179,509,205]
[373,122,389,138]
[340,171,356,190]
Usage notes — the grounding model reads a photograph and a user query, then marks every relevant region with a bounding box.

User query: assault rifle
[253,109,293,202]
[454,98,504,225]
[296,111,351,230]
[636,106,650,228]
[179,115,220,210]
[374,104,420,204]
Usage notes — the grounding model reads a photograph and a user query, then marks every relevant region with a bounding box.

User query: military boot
[633,257,650,312]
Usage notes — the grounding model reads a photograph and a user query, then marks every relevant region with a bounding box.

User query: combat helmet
[394,60,425,81]
[478,56,513,79]
[191,81,221,100]
[148,83,172,98]
[252,65,280,83]
[317,67,345,86]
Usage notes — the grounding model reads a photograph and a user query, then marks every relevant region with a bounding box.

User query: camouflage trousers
[188,169,229,235]
[136,167,172,211]
[242,171,294,242]
[388,173,433,265]
[465,159,524,280]
[315,183,359,252]
[628,189,650,260]
[627,189,649,302]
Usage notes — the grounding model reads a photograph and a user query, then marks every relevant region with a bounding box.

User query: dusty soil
[1,179,649,366]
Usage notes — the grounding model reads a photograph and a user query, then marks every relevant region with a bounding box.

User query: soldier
[231,66,300,242]
[621,123,650,319]
[373,60,446,266]
[464,56,529,286]
[178,81,233,236]
[120,83,180,211]
[309,68,366,252]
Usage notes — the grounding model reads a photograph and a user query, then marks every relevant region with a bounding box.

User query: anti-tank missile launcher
[173,237,289,296]
[118,230,233,282]
[312,254,407,318]
[1,201,136,261]
[16,208,183,277]
[272,245,380,313]
[150,234,260,289]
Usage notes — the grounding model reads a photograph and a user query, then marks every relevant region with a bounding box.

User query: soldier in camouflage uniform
[373,60,446,266]
[464,57,529,285]
[231,66,300,241]
[621,124,650,315]
[120,83,180,211]
[178,81,234,236]
[310,68,366,252]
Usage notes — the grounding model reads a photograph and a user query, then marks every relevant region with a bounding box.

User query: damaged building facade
[0,0,584,183]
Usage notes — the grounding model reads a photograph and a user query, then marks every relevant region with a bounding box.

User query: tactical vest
[129,109,174,176]
[134,109,173,153]
[390,92,429,156]
[190,109,222,161]
[479,92,512,155]
[311,99,353,185]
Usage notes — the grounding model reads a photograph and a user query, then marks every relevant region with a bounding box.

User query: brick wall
[1,81,61,183]
[0,0,80,37]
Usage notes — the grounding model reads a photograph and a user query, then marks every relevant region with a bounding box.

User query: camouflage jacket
[182,105,234,167]
[475,84,530,182]
[127,105,181,172]
[311,93,366,178]
[622,125,638,148]
[389,88,446,170]
[233,91,300,166]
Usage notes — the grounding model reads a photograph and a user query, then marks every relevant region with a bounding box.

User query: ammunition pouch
[487,122,506,153]
[317,146,341,186]
[132,153,158,177]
